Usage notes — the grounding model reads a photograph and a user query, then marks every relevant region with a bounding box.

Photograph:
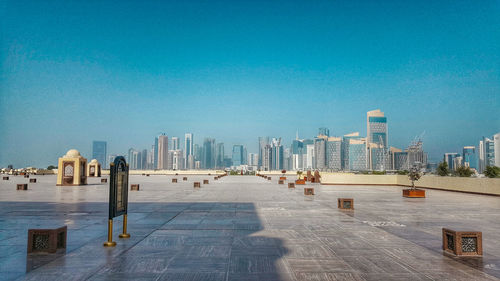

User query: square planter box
[17,184,28,190]
[267,177,271,180]
[131,184,140,191]
[27,226,67,254]
[214,176,218,180]
[442,228,482,256]
[183,177,188,181]
[203,180,209,184]
[403,189,426,198]
[101,178,107,183]
[278,180,284,184]
[146,174,150,177]
[279,176,286,180]
[194,182,201,188]
[304,187,314,195]
[338,198,354,210]
[172,178,177,183]
[24,175,30,178]
[3,176,8,180]
[30,178,37,183]
[288,183,295,188]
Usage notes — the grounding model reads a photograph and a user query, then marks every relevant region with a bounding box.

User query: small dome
[64,149,81,158]
[90,159,99,164]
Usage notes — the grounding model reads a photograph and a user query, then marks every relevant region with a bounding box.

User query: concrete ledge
[320,173,500,196]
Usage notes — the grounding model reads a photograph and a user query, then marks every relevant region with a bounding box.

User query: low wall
[101,170,225,176]
[321,173,500,196]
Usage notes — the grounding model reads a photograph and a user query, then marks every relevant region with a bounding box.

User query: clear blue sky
[1,0,499,167]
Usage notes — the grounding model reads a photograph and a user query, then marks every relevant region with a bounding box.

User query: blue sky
[1,0,499,167]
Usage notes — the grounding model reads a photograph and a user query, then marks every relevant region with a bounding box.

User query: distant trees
[437,162,449,176]
[455,165,474,177]
[47,165,57,170]
[484,166,500,178]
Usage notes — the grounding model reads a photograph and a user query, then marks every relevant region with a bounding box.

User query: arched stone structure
[57,149,87,186]
[87,159,101,177]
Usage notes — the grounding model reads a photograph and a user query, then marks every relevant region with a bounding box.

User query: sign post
[104,156,130,247]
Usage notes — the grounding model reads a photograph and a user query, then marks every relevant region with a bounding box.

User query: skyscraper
[154,137,158,169]
[444,153,460,170]
[258,137,269,169]
[232,145,244,166]
[271,138,283,171]
[157,134,169,170]
[262,144,272,171]
[342,132,362,170]
[314,136,327,170]
[326,137,342,171]
[462,146,477,170]
[349,138,367,171]
[202,138,216,169]
[318,127,330,137]
[216,142,225,168]
[367,109,388,147]
[494,133,500,167]
[184,133,193,168]
[92,141,107,167]
[171,137,180,150]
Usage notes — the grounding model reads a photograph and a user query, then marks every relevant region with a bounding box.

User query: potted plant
[403,164,426,198]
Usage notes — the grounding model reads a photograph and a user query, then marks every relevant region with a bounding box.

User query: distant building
[92,141,107,168]
[494,133,500,167]
[248,153,259,167]
[203,138,216,169]
[154,137,158,169]
[271,138,283,170]
[462,146,477,170]
[171,137,180,150]
[306,144,315,170]
[216,143,225,169]
[157,134,169,170]
[171,150,183,170]
[232,145,244,166]
[479,136,496,173]
[258,137,269,169]
[314,136,327,170]
[342,132,362,170]
[184,133,193,168]
[262,144,272,171]
[318,127,330,137]
[349,138,367,171]
[326,137,342,171]
[444,153,460,170]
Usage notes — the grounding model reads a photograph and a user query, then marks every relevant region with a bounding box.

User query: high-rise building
[141,149,147,170]
[154,137,158,169]
[326,137,342,171]
[184,133,193,168]
[216,142,225,169]
[462,146,477,170]
[258,137,269,169]
[262,144,272,171]
[202,138,216,169]
[367,109,388,147]
[444,153,460,170]
[157,134,169,169]
[171,137,180,150]
[172,150,183,170]
[291,139,304,170]
[306,144,315,170]
[248,153,259,167]
[494,133,500,167]
[349,138,367,171]
[194,144,202,162]
[92,141,107,167]
[314,136,327,170]
[342,132,362,170]
[271,138,283,171]
[318,127,330,137]
[232,145,244,166]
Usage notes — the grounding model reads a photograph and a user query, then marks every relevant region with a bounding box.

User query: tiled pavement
[1,174,500,280]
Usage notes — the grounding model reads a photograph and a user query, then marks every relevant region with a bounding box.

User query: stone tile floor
[0,174,500,280]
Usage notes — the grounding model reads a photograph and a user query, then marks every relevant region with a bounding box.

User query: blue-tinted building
[444,153,460,170]
[92,141,107,167]
[463,146,477,170]
[232,145,244,166]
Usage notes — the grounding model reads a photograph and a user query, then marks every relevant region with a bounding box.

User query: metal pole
[119,214,131,238]
[103,219,116,247]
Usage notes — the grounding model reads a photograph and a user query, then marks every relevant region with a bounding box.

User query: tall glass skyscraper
[216,142,225,168]
[318,127,330,137]
[184,133,193,168]
[92,141,107,167]
[203,138,216,169]
[232,145,244,166]
[367,109,388,148]
[157,134,169,170]
[463,146,477,170]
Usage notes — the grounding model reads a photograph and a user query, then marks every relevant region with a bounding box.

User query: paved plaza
[1,175,500,280]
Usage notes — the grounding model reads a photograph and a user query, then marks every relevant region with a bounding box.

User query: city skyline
[1,1,499,167]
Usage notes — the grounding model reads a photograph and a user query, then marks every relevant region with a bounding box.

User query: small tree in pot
[408,164,422,190]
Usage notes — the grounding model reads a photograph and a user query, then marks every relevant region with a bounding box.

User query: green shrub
[436,161,449,176]
[484,166,500,178]
[455,166,474,177]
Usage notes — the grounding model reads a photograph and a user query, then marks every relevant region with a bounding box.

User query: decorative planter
[442,228,482,256]
[194,182,201,188]
[304,187,314,195]
[288,183,295,188]
[27,226,67,254]
[3,176,9,180]
[24,175,30,178]
[183,177,188,181]
[338,198,354,210]
[267,177,271,180]
[172,178,177,183]
[101,178,107,183]
[278,180,284,184]
[295,179,306,185]
[130,184,140,191]
[279,177,286,180]
[403,189,426,198]
[17,184,28,190]
[203,179,209,184]
[30,178,37,183]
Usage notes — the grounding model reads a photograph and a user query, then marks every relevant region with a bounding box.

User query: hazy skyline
[1,1,499,167]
